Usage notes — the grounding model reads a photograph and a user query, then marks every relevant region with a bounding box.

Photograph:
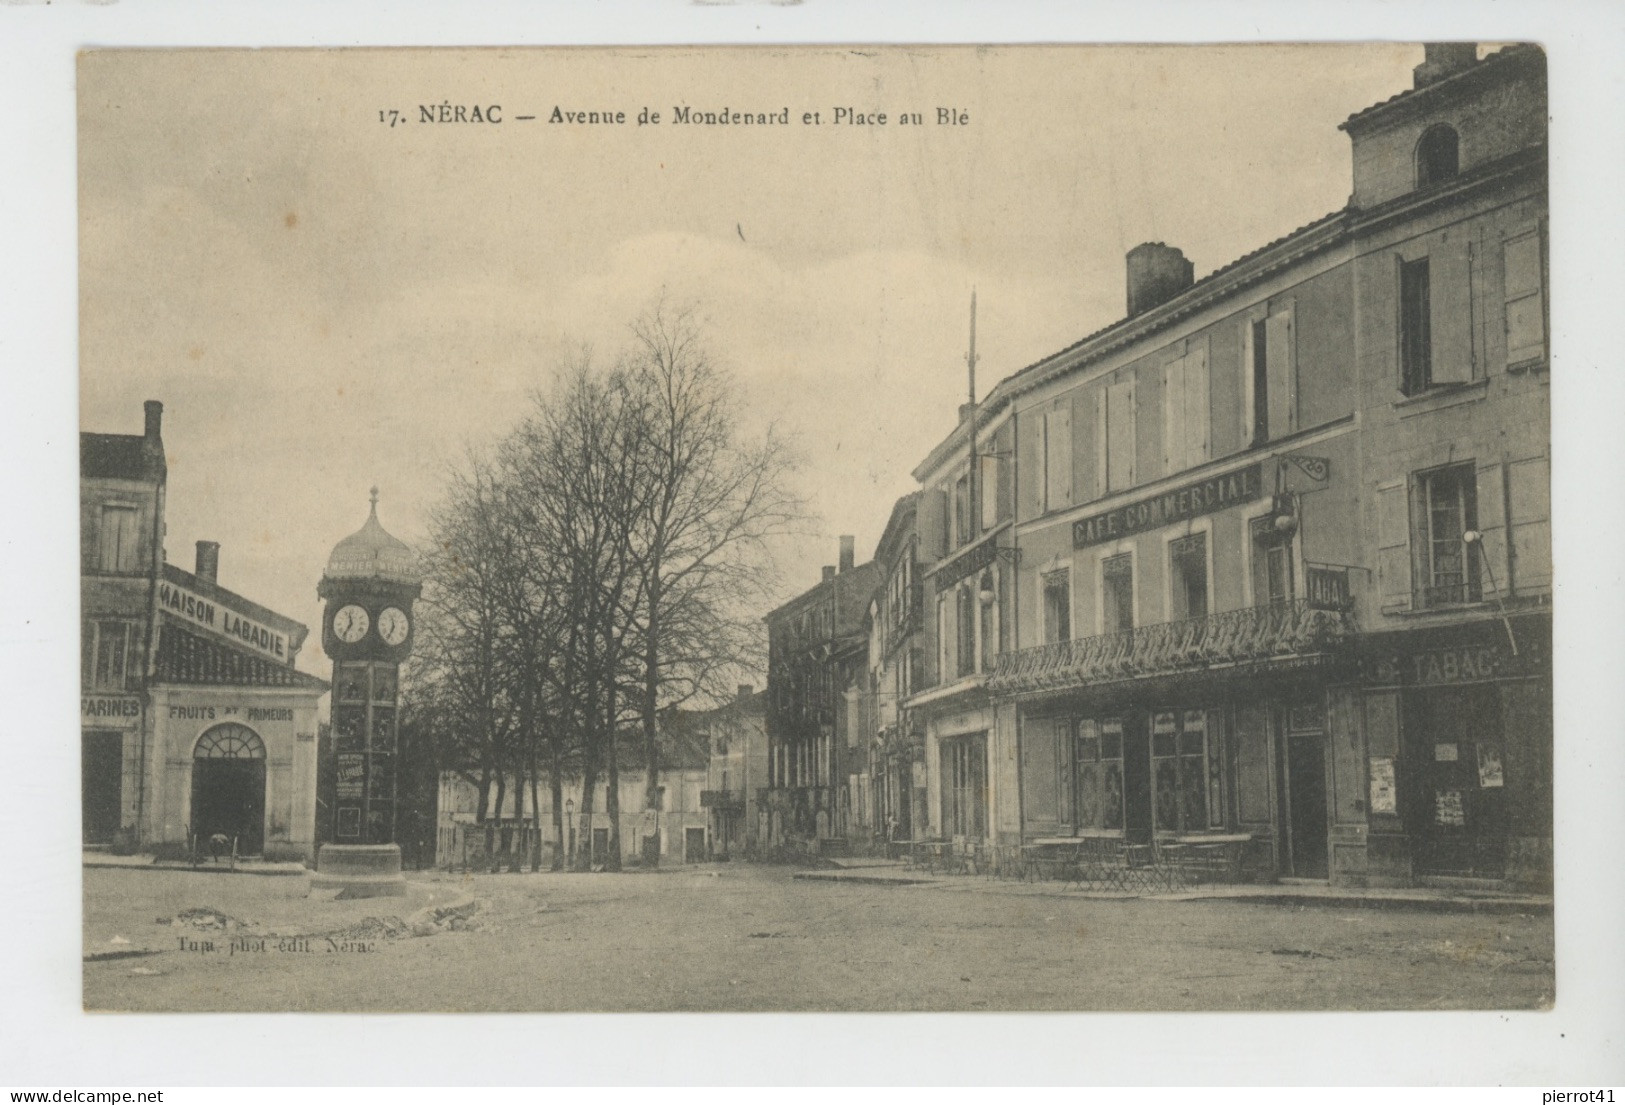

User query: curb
[83,860,310,877]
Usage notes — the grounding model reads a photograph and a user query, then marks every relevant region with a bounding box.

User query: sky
[78,44,1426,677]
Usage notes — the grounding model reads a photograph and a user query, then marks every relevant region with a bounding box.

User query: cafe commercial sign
[1074,463,1263,548]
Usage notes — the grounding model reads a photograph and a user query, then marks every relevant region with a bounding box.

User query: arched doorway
[191,723,266,855]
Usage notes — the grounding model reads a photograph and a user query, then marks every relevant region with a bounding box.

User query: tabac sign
[158,579,292,664]
[1074,463,1263,548]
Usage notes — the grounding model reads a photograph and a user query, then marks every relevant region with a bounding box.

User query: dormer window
[1416,124,1459,188]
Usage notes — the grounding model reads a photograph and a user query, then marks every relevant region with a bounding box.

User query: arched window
[194,723,266,759]
[1416,124,1460,188]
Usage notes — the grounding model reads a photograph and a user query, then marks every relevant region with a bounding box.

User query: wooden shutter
[1163,352,1187,475]
[1240,319,1257,445]
[1185,341,1211,464]
[1265,307,1296,436]
[982,453,1001,527]
[1107,375,1136,492]
[1475,461,1508,597]
[1430,241,1474,384]
[1045,402,1073,510]
[1095,387,1110,498]
[918,487,948,560]
[1376,478,1413,611]
[1503,231,1545,365]
[1507,455,1552,592]
[1018,412,1044,521]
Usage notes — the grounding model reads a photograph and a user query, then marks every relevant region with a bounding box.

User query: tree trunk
[509,760,526,873]
[605,671,623,872]
[529,744,543,873]
[642,590,662,868]
[548,737,564,871]
[490,773,507,873]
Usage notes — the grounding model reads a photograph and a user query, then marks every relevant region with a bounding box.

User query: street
[83,863,1554,1012]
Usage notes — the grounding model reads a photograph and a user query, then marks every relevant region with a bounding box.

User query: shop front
[81,693,145,848]
[1358,613,1552,890]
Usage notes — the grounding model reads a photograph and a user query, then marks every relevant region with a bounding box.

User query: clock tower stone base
[311,842,407,897]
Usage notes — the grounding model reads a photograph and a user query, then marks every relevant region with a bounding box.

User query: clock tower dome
[316,488,422,858]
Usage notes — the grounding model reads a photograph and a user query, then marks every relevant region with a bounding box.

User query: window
[1400,258,1433,394]
[1416,124,1459,188]
[1250,515,1296,607]
[980,454,1001,530]
[98,504,141,573]
[1041,569,1071,644]
[83,620,133,690]
[943,733,988,839]
[1504,231,1545,365]
[1169,533,1209,621]
[1098,375,1136,494]
[1042,406,1072,512]
[1101,553,1134,634]
[1151,710,1211,833]
[1074,718,1125,831]
[1418,463,1481,606]
[954,472,971,547]
[955,585,976,678]
[1162,345,1210,474]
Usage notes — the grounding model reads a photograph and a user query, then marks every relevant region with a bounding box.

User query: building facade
[699,685,768,858]
[762,538,881,851]
[892,44,1549,889]
[82,402,329,861]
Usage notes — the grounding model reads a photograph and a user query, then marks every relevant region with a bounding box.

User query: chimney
[195,540,220,584]
[1413,43,1478,89]
[143,399,163,441]
[958,401,976,424]
[737,683,753,702]
[822,565,836,583]
[1126,243,1194,317]
[839,535,855,574]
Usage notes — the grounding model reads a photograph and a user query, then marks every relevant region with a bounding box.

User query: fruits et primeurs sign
[158,579,291,664]
[1074,463,1264,548]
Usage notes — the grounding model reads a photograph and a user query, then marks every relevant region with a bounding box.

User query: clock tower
[312,488,421,894]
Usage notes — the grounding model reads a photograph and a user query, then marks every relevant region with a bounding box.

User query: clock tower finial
[369,485,379,513]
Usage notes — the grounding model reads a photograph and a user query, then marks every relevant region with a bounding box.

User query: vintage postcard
[77,43,1555,1016]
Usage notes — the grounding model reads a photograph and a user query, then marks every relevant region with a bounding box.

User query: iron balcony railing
[988,599,1356,695]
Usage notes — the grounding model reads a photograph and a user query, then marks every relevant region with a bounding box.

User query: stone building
[898,44,1548,889]
[81,402,329,861]
[762,538,881,851]
[699,685,768,858]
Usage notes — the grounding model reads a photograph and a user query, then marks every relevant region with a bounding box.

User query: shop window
[943,733,988,839]
[1400,258,1433,395]
[1503,230,1546,366]
[1074,718,1126,831]
[84,620,133,690]
[98,504,141,573]
[1101,553,1134,634]
[1151,710,1209,833]
[1250,515,1296,607]
[1041,569,1071,645]
[1169,533,1208,621]
[1417,463,1482,606]
[1416,124,1459,188]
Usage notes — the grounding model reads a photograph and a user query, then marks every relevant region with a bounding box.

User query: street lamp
[565,797,576,865]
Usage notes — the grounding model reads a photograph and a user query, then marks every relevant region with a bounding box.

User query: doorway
[1280,723,1329,879]
[1403,686,1507,878]
[1120,712,1153,844]
[685,826,707,863]
[191,724,267,855]
[82,730,124,845]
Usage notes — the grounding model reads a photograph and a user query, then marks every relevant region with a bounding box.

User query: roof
[81,432,160,482]
[763,559,883,629]
[1340,44,1541,133]
[154,622,329,691]
[163,562,308,641]
[324,492,421,585]
[873,492,920,569]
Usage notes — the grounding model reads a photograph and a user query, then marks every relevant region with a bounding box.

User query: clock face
[378,606,410,646]
[333,604,370,643]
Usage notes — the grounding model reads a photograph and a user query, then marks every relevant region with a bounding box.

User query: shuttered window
[1099,376,1137,495]
[1504,230,1546,366]
[98,505,141,573]
[1162,343,1211,474]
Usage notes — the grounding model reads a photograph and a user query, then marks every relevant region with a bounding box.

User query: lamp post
[565,797,576,866]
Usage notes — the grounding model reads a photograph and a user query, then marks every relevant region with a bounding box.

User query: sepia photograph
[71,41,1562,1018]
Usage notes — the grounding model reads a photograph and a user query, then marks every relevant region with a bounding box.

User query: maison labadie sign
[1073,463,1263,548]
